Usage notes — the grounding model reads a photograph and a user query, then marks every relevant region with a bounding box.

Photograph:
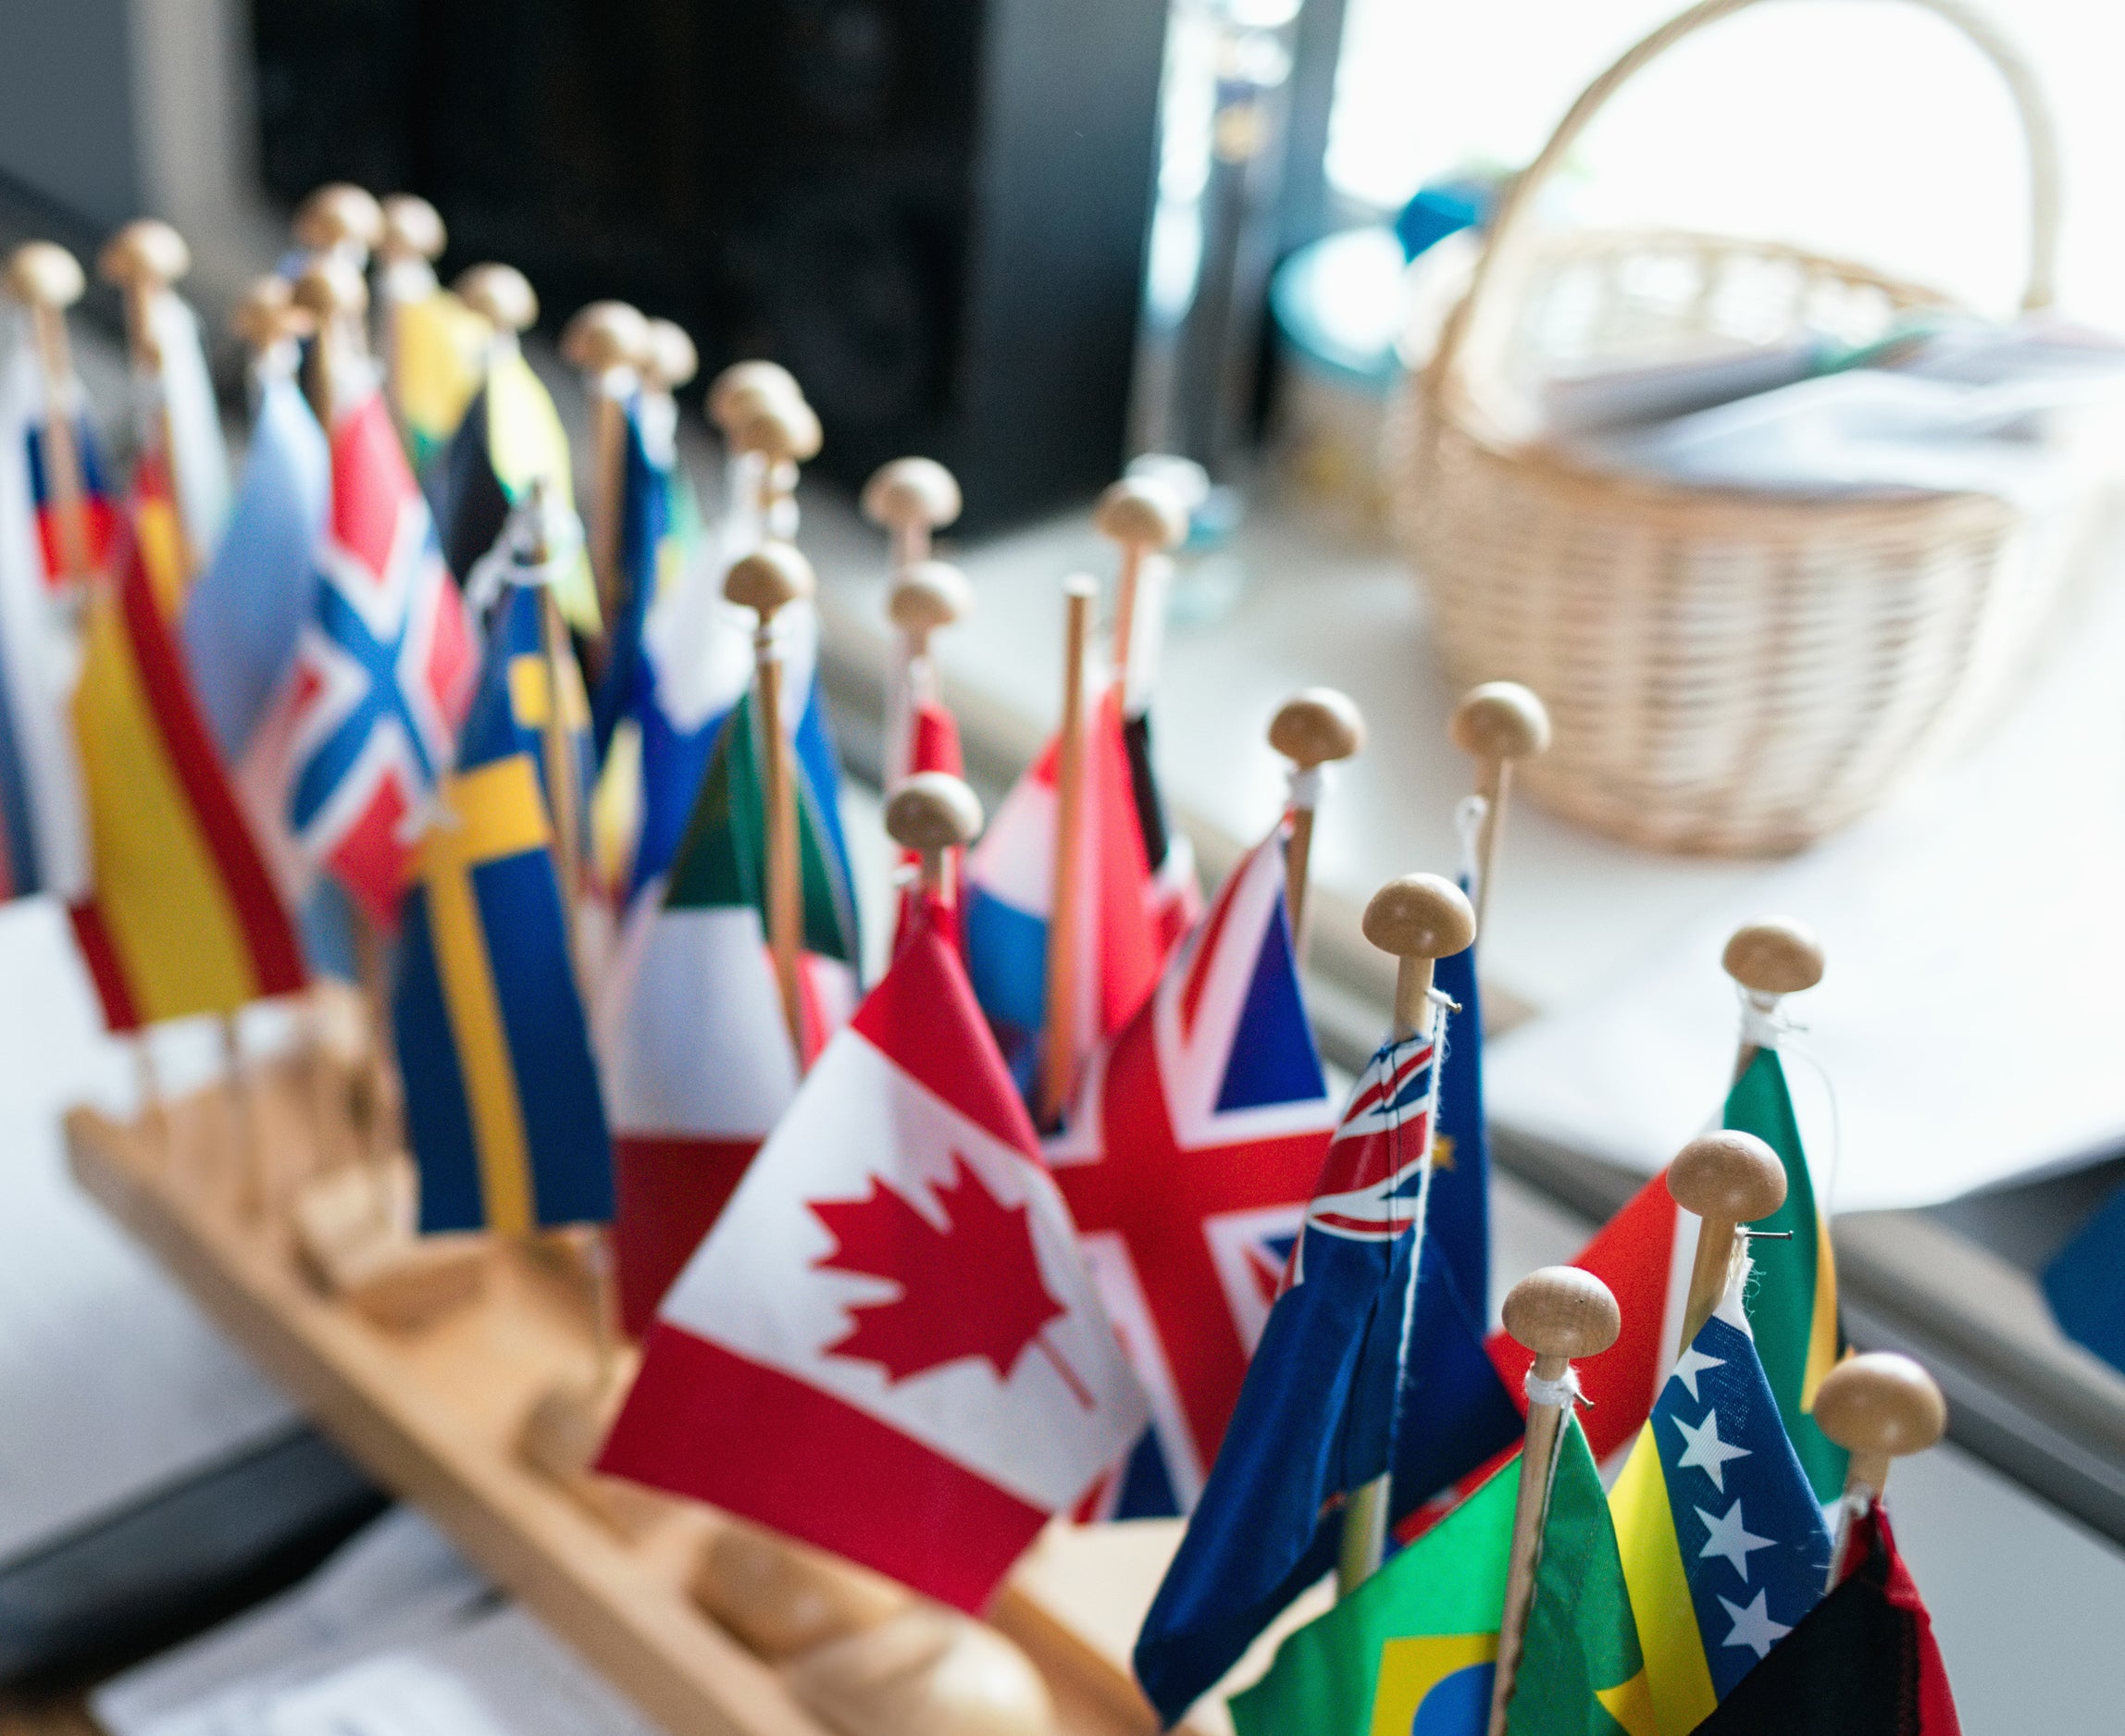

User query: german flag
[68,505,305,1029]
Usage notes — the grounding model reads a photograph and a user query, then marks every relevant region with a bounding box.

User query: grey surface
[0,1,142,226]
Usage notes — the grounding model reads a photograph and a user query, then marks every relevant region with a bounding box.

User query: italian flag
[599,688,856,1336]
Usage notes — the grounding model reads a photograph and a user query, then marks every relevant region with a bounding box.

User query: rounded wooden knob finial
[292,183,385,254]
[1449,681,1552,763]
[97,219,191,291]
[1269,688,1365,768]
[643,318,698,391]
[787,1609,1053,1736]
[1667,1130,1787,1224]
[379,192,446,263]
[731,393,823,465]
[453,263,537,332]
[1811,1353,1947,1462]
[886,774,984,854]
[1723,917,1825,998]
[292,255,369,322]
[1502,1266,1622,1361]
[230,275,316,351]
[5,242,85,309]
[707,359,802,429]
[690,1520,907,1661]
[724,541,815,618]
[1361,874,1476,961]
[560,300,651,375]
[864,457,963,535]
[888,560,972,639]
[1094,476,1188,552]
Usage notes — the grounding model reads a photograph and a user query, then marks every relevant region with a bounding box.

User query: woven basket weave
[1394,0,2107,856]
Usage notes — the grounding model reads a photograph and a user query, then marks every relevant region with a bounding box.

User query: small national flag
[435,348,599,631]
[391,287,489,472]
[288,391,477,931]
[0,350,88,899]
[146,287,233,571]
[964,686,1169,1098]
[180,370,330,763]
[1609,1261,1833,1735]
[1505,1418,1658,1736]
[889,690,966,955]
[598,893,1146,1611]
[68,521,306,1028]
[1135,1006,1503,1725]
[394,749,613,1235]
[1691,1504,1961,1735]
[599,687,860,1336]
[1723,1047,1848,1504]
[1230,1449,1521,1736]
[456,578,594,870]
[590,393,670,764]
[1044,827,1334,1518]
[2,337,119,591]
[2041,1172,2125,1378]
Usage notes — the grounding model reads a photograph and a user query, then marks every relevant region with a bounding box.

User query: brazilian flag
[1724,1048,1847,1502]
[1231,1457,1518,1735]
[1506,1420,1657,1736]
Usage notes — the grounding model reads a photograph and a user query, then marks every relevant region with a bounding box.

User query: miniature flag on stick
[881,558,970,953]
[376,195,488,472]
[600,783,1146,1612]
[3,242,119,596]
[68,522,306,1027]
[437,266,599,630]
[287,368,477,932]
[1132,874,1480,1725]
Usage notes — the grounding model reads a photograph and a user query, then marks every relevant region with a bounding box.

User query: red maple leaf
[810,1154,1071,1389]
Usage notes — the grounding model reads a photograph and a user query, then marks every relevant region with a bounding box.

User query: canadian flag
[599,897,1148,1610]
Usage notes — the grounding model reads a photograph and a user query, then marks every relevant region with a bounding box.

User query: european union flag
[395,751,613,1234]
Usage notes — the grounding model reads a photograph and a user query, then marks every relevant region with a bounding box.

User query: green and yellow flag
[1231,1457,1518,1736]
[391,287,489,472]
[1724,1048,1847,1502]
[1506,1418,1657,1736]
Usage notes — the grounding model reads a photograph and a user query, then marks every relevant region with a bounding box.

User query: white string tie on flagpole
[1454,794,1487,899]
[1287,763,1323,812]
[1522,1364,1584,1411]
[1734,984,1846,1221]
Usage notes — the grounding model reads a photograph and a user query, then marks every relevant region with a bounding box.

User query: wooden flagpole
[1338,871,1478,1593]
[1038,577,1097,1131]
[1485,1267,1623,1736]
[885,774,984,909]
[559,301,651,636]
[1266,688,1364,958]
[1447,681,1550,938]
[454,264,539,363]
[1722,915,1825,1083]
[4,243,95,587]
[705,361,802,552]
[726,543,817,1065]
[863,457,962,575]
[883,560,971,786]
[1667,1129,1787,1353]
[96,220,194,568]
[732,395,822,539]
[1093,477,1187,698]
[1813,1352,1947,1591]
[292,183,384,272]
[641,319,700,408]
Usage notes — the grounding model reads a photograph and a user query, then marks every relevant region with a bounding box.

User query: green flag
[1723,1048,1847,1502]
[1230,1457,1519,1736]
[1506,1417,1657,1736]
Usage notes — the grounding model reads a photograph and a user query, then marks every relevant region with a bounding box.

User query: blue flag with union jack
[1046,828,1333,1519]
[1136,1010,1479,1725]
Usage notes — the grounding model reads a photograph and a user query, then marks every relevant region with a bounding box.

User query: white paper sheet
[1486,564,2125,1213]
[0,900,294,1565]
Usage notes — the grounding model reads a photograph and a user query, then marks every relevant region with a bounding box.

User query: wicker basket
[1393,0,2109,856]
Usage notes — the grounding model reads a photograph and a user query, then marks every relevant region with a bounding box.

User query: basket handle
[1433,0,2062,404]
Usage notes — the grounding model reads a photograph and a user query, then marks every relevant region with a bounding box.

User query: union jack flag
[287,391,475,930]
[1298,1032,1438,1252]
[1047,830,1333,1516]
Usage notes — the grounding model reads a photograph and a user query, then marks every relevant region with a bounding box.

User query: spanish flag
[68,509,305,1030]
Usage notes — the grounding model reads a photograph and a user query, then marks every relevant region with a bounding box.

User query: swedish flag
[395,751,613,1235]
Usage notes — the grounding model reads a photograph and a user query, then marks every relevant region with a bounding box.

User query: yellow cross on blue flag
[393,750,613,1234]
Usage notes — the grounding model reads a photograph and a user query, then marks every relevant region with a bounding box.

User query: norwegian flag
[286,391,476,929]
[1046,828,1333,1517]
[600,892,1145,1610]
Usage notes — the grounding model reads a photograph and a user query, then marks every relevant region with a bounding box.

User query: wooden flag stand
[1266,688,1364,952]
